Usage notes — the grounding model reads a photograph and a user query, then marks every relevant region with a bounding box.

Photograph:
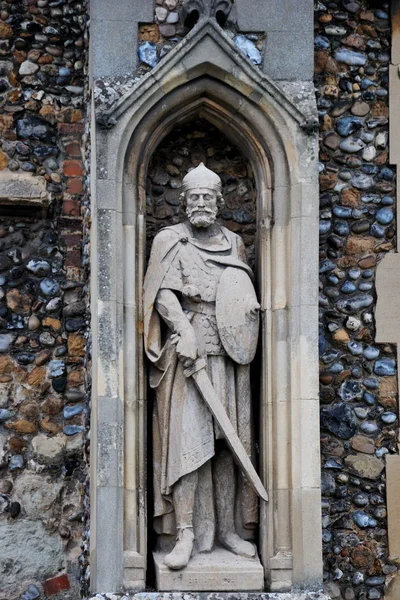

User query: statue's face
[185,187,218,228]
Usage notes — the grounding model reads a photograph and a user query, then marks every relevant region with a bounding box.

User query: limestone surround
[90,16,321,595]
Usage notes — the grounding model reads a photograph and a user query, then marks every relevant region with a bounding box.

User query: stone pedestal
[153,548,264,591]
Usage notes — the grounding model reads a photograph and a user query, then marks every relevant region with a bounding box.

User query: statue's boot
[164,528,194,570]
[219,531,255,558]
[214,447,256,559]
[165,471,198,570]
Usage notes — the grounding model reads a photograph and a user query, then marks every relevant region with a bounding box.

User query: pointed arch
[90,18,321,595]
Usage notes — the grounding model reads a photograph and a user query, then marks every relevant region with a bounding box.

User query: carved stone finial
[180,0,233,30]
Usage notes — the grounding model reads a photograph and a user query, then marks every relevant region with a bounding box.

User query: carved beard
[186,206,218,228]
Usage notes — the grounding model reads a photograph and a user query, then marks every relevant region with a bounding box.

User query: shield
[216,267,259,364]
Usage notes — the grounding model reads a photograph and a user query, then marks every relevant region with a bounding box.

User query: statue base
[153,547,264,591]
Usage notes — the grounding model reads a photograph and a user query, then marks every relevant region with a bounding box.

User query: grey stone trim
[90,0,154,79]
[94,19,315,130]
[234,0,313,81]
[90,9,320,594]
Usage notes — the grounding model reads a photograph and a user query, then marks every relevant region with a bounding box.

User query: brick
[65,249,82,268]
[58,122,84,136]
[43,573,70,596]
[63,159,83,177]
[63,140,81,157]
[59,217,83,230]
[63,198,81,216]
[60,233,82,247]
[66,177,83,195]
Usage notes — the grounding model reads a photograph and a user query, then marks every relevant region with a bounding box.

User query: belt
[182,299,216,316]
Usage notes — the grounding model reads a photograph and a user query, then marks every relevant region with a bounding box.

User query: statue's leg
[214,447,255,558]
[164,471,198,570]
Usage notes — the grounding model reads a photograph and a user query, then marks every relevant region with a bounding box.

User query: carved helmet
[182,162,222,192]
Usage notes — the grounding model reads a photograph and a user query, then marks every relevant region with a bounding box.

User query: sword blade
[190,366,269,503]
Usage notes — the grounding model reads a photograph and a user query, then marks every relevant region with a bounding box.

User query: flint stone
[337,294,373,314]
[374,358,396,376]
[335,48,367,65]
[138,42,158,69]
[233,35,262,65]
[26,259,51,275]
[19,60,39,76]
[339,380,362,401]
[345,454,384,479]
[352,174,374,190]
[360,421,378,434]
[0,520,64,590]
[321,402,357,439]
[0,333,13,352]
[0,432,6,465]
[336,116,364,137]
[353,510,377,528]
[20,584,40,600]
[16,115,55,143]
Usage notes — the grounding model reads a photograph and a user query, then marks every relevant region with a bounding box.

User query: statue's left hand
[246,296,260,320]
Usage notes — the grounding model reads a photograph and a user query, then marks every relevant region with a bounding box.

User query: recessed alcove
[144,119,261,587]
[90,17,321,596]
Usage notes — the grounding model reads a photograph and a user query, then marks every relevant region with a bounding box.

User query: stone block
[91,0,153,78]
[0,520,65,591]
[13,473,63,518]
[235,0,312,33]
[263,31,313,81]
[153,548,264,591]
[0,171,49,215]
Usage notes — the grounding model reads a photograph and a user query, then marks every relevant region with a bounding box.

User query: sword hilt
[183,357,207,378]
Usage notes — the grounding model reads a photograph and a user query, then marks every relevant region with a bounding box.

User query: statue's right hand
[171,328,198,363]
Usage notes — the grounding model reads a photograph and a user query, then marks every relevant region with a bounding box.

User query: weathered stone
[32,433,66,464]
[26,366,46,387]
[68,334,85,357]
[6,419,36,434]
[351,435,375,454]
[332,328,350,346]
[321,403,357,439]
[6,289,31,315]
[0,520,65,590]
[13,473,62,517]
[345,454,384,480]
[341,188,360,207]
[346,237,375,254]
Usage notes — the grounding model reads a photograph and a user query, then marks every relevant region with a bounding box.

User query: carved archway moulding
[91,18,321,595]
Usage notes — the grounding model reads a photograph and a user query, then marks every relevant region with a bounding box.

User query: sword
[183,357,269,503]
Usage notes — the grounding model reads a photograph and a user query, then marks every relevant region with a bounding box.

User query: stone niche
[90,7,322,598]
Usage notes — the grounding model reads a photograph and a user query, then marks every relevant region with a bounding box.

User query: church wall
[0,1,90,599]
[0,0,399,599]
[315,2,399,599]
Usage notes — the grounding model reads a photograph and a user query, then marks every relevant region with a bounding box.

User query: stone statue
[143,163,262,574]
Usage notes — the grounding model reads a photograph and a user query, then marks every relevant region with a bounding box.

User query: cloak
[143,222,258,550]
